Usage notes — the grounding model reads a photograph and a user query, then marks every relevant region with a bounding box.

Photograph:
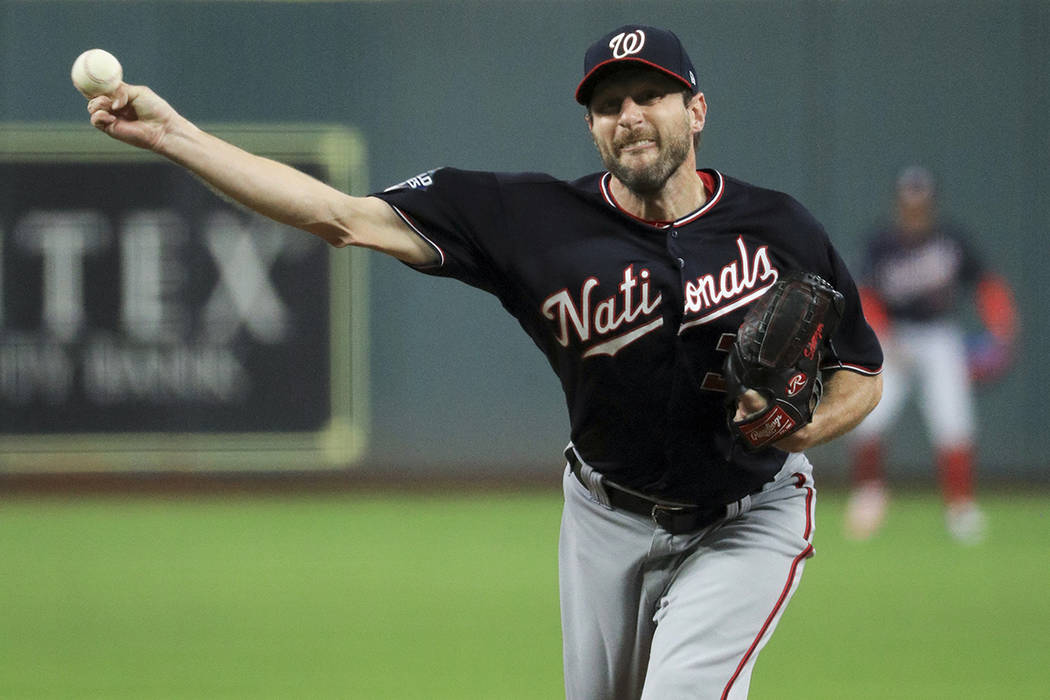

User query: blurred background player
[845,165,1018,543]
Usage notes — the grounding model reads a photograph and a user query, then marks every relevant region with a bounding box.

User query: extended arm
[86,84,437,265]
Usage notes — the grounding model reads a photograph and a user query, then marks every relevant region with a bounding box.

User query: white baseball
[71,49,123,97]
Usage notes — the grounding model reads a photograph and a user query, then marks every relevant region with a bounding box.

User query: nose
[617,97,645,127]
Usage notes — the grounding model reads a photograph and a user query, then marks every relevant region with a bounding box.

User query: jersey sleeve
[771,194,883,375]
[822,237,883,375]
[371,168,505,293]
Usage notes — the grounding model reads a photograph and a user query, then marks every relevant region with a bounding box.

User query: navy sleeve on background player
[947,221,987,286]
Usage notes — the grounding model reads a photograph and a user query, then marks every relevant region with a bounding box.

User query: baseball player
[83,25,883,699]
[845,165,1017,544]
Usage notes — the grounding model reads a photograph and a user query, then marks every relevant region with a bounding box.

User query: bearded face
[586,69,700,196]
[594,109,693,195]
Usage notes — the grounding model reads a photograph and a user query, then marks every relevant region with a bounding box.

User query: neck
[897,206,935,236]
[610,163,707,223]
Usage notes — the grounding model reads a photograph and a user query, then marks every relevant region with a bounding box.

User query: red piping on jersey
[794,471,815,540]
[599,170,724,227]
[720,472,815,699]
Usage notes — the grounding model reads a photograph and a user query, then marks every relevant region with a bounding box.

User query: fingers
[109,83,133,111]
[86,91,114,132]
[733,389,769,422]
[81,83,174,151]
[89,108,115,130]
[86,84,129,113]
[86,84,138,133]
[86,94,111,116]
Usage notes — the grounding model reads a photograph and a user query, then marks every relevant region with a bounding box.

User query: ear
[689,92,707,137]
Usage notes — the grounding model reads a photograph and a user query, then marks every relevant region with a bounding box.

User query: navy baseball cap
[575,25,699,105]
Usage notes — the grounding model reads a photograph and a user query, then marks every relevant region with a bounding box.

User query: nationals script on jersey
[375,168,882,506]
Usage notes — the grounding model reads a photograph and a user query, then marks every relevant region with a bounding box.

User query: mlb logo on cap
[575,25,699,104]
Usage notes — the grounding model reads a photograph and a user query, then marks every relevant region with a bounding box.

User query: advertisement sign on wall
[0,124,369,471]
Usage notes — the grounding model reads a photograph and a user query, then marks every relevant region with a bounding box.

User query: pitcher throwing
[82,24,882,698]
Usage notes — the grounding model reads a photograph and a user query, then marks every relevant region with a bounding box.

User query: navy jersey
[861,220,984,322]
[374,168,882,506]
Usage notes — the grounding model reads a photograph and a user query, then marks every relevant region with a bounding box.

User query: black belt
[567,451,727,535]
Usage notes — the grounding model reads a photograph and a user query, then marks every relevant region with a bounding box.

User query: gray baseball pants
[559,452,816,699]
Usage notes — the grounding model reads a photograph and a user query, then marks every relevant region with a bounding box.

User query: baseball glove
[723,271,845,450]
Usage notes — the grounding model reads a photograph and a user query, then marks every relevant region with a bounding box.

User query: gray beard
[601,128,692,196]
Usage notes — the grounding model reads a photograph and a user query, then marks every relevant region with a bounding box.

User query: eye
[638,90,663,105]
[592,98,621,116]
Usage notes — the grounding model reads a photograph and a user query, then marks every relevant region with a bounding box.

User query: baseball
[71,49,123,97]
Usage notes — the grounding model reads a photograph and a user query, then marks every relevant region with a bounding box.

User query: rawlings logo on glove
[723,271,845,451]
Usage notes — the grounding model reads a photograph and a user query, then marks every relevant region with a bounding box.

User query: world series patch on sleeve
[723,271,845,450]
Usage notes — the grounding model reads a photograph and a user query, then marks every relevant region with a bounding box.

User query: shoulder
[383,167,595,197]
[381,167,499,194]
[863,221,898,248]
[714,174,831,254]
[716,172,792,200]
[717,172,821,224]
[937,217,979,246]
[497,170,606,200]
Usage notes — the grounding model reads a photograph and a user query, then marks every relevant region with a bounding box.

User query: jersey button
[670,230,679,239]
[677,257,685,269]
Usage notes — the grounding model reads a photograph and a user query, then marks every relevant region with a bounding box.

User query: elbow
[306,221,356,248]
[303,194,364,248]
[866,373,884,415]
[326,232,354,249]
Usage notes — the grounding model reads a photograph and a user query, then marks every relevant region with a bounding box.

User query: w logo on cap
[609,30,646,58]
[576,25,699,105]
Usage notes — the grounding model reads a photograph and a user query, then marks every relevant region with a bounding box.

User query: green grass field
[2,487,1048,698]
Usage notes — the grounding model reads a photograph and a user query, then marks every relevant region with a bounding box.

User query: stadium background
[1,2,1048,698]
[3,0,1045,481]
